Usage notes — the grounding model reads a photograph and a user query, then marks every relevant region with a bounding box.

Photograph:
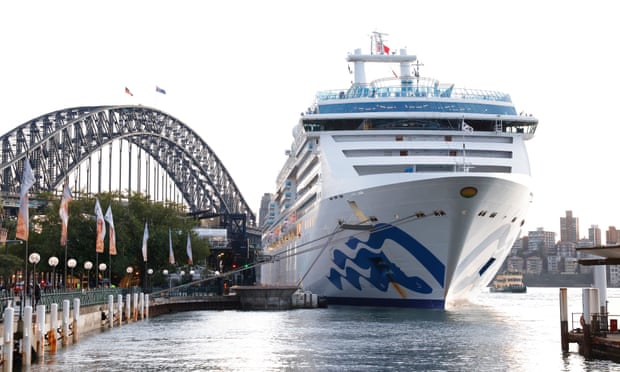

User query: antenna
[371,31,390,55]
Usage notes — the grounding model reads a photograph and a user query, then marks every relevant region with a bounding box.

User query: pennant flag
[16,157,35,241]
[59,181,73,246]
[94,198,106,253]
[383,44,390,54]
[169,228,175,264]
[142,222,149,262]
[125,87,134,96]
[155,86,167,94]
[104,205,117,255]
[186,231,193,265]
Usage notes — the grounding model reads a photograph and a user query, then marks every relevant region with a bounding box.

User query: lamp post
[28,252,40,306]
[48,256,59,290]
[99,263,107,288]
[147,268,153,292]
[67,258,77,289]
[84,261,93,290]
[126,266,133,287]
[162,269,170,292]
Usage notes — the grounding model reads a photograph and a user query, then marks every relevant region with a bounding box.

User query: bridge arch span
[0,105,255,226]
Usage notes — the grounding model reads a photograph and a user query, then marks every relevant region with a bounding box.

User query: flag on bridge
[186,231,193,265]
[168,228,175,265]
[142,222,149,262]
[156,86,166,94]
[16,157,35,241]
[59,180,73,246]
[105,205,117,255]
[95,198,106,253]
[125,87,134,96]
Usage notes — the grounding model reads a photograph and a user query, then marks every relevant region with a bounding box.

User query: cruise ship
[259,32,538,309]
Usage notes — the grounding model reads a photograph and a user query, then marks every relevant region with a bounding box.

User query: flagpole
[96,252,99,288]
[64,241,68,290]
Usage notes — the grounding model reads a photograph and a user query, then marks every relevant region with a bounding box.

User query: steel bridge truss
[0,105,256,226]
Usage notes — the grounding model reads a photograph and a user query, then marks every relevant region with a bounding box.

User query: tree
[29,191,210,286]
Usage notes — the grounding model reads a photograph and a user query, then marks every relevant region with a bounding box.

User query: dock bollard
[125,293,131,323]
[36,304,45,362]
[133,293,139,321]
[48,303,58,353]
[145,294,149,319]
[23,306,32,366]
[139,293,145,320]
[559,288,569,352]
[108,295,114,329]
[117,294,123,327]
[62,300,70,347]
[73,298,80,344]
[3,307,14,372]
[582,288,599,358]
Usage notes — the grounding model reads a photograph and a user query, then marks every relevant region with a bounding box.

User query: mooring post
[72,298,80,344]
[582,288,598,358]
[145,294,149,319]
[49,303,58,353]
[108,295,114,329]
[139,293,145,320]
[560,288,569,352]
[36,304,45,362]
[133,293,139,321]
[23,306,32,366]
[3,307,14,372]
[117,294,123,327]
[62,300,70,347]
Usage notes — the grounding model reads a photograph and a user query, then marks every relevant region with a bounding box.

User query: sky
[0,1,618,240]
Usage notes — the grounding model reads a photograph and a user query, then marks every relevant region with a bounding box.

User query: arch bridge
[0,105,257,229]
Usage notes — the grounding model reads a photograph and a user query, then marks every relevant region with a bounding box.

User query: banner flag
[95,198,106,253]
[16,157,35,241]
[142,222,149,262]
[59,181,73,246]
[186,231,193,265]
[105,205,117,255]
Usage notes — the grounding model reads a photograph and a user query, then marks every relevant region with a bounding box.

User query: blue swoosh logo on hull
[327,223,445,295]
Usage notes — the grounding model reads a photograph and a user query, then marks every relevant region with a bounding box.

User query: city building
[560,210,579,244]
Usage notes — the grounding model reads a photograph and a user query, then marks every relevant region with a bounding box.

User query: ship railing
[570,311,620,335]
[317,84,511,103]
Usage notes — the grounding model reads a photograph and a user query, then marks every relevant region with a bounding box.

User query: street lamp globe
[84,261,93,270]
[48,256,59,267]
[147,268,154,275]
[29,253,41,265]
[162,269,168,275]
[126,266,133,274]
[99,263,107,272]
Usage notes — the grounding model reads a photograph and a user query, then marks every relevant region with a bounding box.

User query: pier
[0,284,323,370]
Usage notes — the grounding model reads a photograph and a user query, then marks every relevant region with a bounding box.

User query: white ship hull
[260,174,531,308]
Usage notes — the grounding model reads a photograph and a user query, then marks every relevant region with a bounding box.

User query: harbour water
[27,287,620,371]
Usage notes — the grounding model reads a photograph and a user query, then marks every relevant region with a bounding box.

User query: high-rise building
[527,228,556,256]
[606,226,620,245]
[560,210,579,243]
[588,224,601,246]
